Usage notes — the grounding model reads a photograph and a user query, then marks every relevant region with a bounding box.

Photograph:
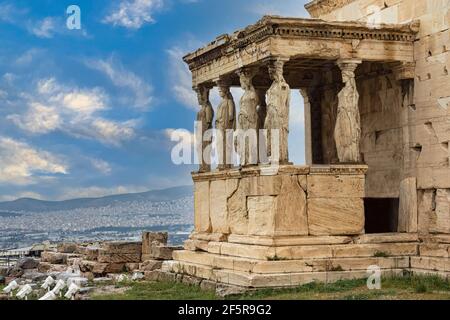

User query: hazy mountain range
[0,185,193,213]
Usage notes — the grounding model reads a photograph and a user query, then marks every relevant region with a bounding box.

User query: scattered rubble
[1,232,189,300]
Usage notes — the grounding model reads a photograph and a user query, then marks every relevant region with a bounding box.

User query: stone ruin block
[102,241,142,255]
[142,232,168,256]
[142,245,183,261]
[56,242,78,254]
[139,260,163,271]
[97,250,141,263]
[40,251,68,265]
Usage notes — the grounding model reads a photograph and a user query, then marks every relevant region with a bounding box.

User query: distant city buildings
[0,196,193,249]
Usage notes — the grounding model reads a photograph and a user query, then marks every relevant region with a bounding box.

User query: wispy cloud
[28,17,57,38]
[167,46,198,110]
[8,78,138,146]
[0,3,28,24]
[85,56,153,110]
[0,136,68,186]
[57,185,149,200]
[103,0,165,29]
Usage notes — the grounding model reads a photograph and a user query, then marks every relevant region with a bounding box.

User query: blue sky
[0,0,309,201]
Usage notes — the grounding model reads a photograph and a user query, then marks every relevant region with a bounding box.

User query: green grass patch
[85,275,450,301]
[92,281,217,300]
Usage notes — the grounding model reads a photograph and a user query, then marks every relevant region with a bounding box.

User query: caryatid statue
[237,68,259,166]
[195,85,214,172]
[334,60,362,163]
[256,88,268,163]
[215,80,236,170]
[265,59,290,164]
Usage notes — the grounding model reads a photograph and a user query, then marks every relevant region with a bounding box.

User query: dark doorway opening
[364,198,399,233]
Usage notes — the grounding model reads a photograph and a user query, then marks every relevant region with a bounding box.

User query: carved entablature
[183,16,419,87]
[305,0,357,18]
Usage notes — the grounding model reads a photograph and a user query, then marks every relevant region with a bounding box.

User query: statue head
[238,68,255,90]
[217,80,231,99]
[268,59,285,82]
[196,86,209,106]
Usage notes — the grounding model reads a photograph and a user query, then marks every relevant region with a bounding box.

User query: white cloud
[8,102,60,134]
[8,78,137,146]
[103,0,164,29]
[58,185,149,200]
[15,48,43,66]
[85,56,153,110]
[90,158,112,175]
[0,192,44,202]
[167,47,198,110]
[29,17,56,38]
[0,136,68,185]
[0,3,27,24]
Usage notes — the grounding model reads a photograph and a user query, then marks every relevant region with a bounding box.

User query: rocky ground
[0,232,184,300]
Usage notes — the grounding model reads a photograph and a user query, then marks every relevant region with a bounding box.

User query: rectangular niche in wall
[364,198,399,233]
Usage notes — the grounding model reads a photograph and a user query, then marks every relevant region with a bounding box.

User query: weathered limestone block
[355,233,419,244]
[41,251,68,265]
[275,175,308,236]
[142,245,182,261]
[218,242,276,260]
[209,180,229,234]
[308,198,365,236]
[420,244,450,258]
[79,260,125,274]
[37,262,52,273]
[139,260,163,271]
[184,239,209,252]
[298,175,307,191]
[227,234,352,246]
[246,175,283,196]
[142,232,168,255]
[76,246,100,261]
[411,256,450,272]
[189,232,228,242]
[418,189,434,233]
[227,179,249,235]
[56,242,78,253]
[430,189,450,233]
[194,181,211,233]
[275,245,333,260]
[125,263,140,272]
[247,196,276,236]
[102,242,142,255]
[98,251,141,263]
[332,243,418,258]
[307,175,365,198]
[398,177,418,232]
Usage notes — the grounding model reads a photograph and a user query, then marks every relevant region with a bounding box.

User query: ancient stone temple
[163,0,450,287]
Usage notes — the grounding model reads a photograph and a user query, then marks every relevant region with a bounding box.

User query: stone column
[334,59,362,163]
[265,58,291,164]
[215,79,236,170]
[237,68,259,166]
[299,88,312,165]
[195,85,214,172]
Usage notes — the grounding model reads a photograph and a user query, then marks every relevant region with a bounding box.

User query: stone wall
[306,0,450,234]
[193,165,367,238]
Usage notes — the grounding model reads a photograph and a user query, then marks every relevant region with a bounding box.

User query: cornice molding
[183,16,419,70]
